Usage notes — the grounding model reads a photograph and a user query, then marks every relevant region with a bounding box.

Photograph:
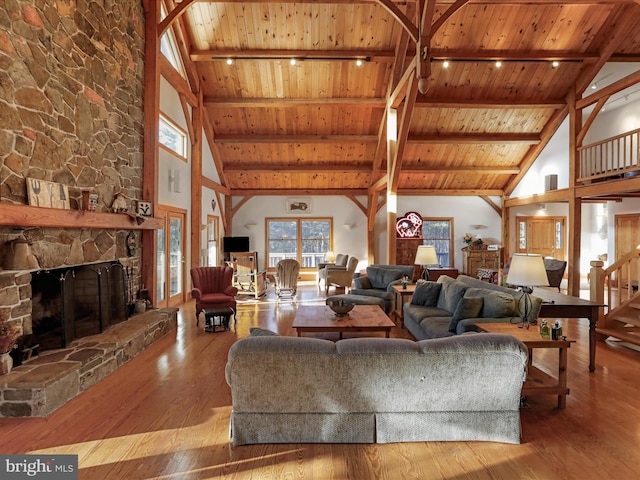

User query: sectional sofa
[404,274,542,340]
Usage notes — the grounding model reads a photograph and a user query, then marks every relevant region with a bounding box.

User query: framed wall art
[285,198,312,214]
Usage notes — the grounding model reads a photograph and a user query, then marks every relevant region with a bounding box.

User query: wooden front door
[516,216,566,260]
[614,214,640,288]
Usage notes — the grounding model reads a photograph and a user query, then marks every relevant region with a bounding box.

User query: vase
[0,352,13,375]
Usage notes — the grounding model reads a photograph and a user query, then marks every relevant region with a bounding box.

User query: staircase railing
[590,245,640,319]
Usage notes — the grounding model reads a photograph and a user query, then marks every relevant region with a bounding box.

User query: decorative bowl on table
[326,300,355,316]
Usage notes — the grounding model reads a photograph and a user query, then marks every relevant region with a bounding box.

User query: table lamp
[325,251,336,263]
[414,245,439,280]
[505,253,549,328]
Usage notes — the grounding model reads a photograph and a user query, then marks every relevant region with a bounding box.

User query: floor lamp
[505,253,549,328]
[414,245,439,280]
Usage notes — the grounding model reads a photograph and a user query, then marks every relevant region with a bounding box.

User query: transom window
[422,218,454,267]
[267,218,332,269]
[159,113,187,159]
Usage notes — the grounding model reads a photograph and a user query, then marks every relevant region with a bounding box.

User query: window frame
[266,217,333,271]
[159,112,188,161]
[421,217,454,267]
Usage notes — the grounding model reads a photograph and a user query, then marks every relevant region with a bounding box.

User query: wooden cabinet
[462,247,500,277]
[395,239,422,280]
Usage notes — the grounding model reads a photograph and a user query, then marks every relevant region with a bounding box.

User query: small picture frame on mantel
[285,198,312,214]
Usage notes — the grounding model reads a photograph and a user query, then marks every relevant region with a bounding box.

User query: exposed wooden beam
[202,176,231,196]
[480,195,502,216]
[224,164,373,172]
[400,189,504,196]
[576,69,640,110]
[504,188,571,207]
[407,133,540,144]
[402,166,520,174]
[214,135,378,144]
[416,98,566,109]
[191,49,396,63]
[204,97,387,108]
[159,56,197,106]
[231,188,370,195]
[575,176,640,198]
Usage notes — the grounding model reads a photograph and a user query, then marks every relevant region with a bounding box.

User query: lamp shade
[325,251,336,262]
[506,254,549,287]
[414,245,438,266]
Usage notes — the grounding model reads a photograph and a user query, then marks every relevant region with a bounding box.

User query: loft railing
[578,128,640,183]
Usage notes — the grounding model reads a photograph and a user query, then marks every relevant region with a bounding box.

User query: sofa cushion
[449,297,484,333]
[418,316,455,339]
[366,266,405,290]
[464,287,516,318]
[411,280,442,307]
[436,276,468,313]
[353,276,373,289]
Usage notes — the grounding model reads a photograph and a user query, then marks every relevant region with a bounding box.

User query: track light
[591,82,598,90]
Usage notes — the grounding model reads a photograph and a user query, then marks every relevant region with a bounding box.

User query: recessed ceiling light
[226,58,233,66]
[495,60,502,68]
[551,61,559,68]
[356,59,363,67]
[443,60,450,69]
[290,58,297,66]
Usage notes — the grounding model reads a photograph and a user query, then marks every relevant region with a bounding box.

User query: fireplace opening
[31,261,128,351]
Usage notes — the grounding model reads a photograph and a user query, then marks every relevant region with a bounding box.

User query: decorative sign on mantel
[27,178,70,209]
[396,212,423,238]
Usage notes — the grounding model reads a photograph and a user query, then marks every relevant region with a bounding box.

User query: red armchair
[190,266,238,324]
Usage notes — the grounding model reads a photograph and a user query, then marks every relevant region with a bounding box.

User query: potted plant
[0,322,19,375]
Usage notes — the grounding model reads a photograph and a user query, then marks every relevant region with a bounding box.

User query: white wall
[231,196,369,272]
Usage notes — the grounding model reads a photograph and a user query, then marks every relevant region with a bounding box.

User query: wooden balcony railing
[578,128,640,183]
[590,246,640,313]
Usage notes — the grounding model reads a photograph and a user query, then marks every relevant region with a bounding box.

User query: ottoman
[326,294,385,311]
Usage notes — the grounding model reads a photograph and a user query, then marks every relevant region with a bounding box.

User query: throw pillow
[249,327,279,336]
[465,288,516,318]
[411,281,442,306]
[449,297,484,333]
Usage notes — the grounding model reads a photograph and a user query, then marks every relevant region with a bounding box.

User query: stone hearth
[0,308,177,417]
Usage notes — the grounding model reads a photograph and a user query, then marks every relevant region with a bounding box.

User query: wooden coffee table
[479,322,575,409]
[292,305,395,339]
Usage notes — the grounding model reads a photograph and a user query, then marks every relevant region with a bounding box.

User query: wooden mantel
[0,203,162,230]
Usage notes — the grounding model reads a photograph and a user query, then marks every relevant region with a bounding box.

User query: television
[223,236,250,254]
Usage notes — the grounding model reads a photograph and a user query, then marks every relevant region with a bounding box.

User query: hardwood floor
[1,282,640,479]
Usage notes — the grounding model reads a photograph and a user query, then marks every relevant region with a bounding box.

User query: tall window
[422,218,454,267]
[267,218,332,269]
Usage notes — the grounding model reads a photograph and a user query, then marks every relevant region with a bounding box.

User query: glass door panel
[156,225,166,303]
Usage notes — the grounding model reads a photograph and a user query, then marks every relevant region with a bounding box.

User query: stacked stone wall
[0,1,146,340]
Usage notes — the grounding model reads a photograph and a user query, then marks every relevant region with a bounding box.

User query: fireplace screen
[31,261,128,351]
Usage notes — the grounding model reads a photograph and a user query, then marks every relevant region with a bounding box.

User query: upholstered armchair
[274,258,301,300]
[324,257,359,295]
[318,253,348,290]
[190,266,238,324]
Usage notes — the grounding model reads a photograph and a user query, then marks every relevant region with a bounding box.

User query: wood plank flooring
[1,283,640,479]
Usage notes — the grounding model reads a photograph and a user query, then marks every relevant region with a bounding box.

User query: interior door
[517,216,565,260]
[614,214,640,288]
[155,205,187,308]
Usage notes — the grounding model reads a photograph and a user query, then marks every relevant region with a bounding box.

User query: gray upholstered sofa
[404,274,542,340]
[225,332,528,445]
[350,264,416,313]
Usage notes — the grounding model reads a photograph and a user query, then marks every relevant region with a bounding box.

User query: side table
[391,284,416,327]
[479,323,575,409]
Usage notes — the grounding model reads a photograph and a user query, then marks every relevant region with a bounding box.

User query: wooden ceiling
[162,0,640,197]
